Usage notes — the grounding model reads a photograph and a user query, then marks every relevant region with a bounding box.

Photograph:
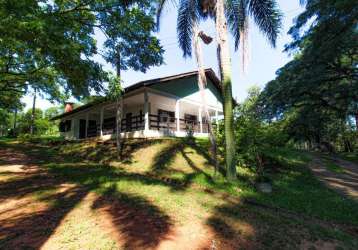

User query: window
[158,109,175,123]
[184,114,197,123]
[59,120,71,132]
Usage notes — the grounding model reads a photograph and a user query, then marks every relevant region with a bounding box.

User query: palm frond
[248,0,282,47]
[226,0,249,50]
[299,0,307,6]
[177,0,199,57]
[156,0,177,31]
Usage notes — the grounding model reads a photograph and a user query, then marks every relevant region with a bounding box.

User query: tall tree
[157,0,282,180]
[0,0,163,110]
[193,26,219,174]
[30,88,37,135]
[259,0,357,151]
[106,73,123,154]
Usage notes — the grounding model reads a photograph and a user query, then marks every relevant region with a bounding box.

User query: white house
[52,69,224,140]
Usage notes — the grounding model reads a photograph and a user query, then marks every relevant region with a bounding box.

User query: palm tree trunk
[215,0,237,181]
[30,88,37,135]
[193,26,219,176]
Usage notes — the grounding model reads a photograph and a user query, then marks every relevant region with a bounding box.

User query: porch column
[144,90,149,131]
[175,99,180,132]
[198,106,203,133]
[100,106,104,137]
[71,118,75,139]
[215,110,219,132]
[85,113,89,138]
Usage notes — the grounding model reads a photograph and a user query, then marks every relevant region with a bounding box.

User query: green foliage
[241,147,358,226]
[258,0,357,153]
[17,109,48,135]
[0,108,12,136]
[216,86,289,177]
[5,107,61,136]
[105,73,123,101]
[102,5,164,73]
[158,0,282,181]
[0,0,163,110]
[324,160,344,174]
[17,134,64,144]
[338,152,358,164]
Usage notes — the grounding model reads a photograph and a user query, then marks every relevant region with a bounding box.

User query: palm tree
[157,0,282,181]
[193,26,219,175]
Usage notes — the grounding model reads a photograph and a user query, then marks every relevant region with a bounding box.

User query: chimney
[64,102,74,113]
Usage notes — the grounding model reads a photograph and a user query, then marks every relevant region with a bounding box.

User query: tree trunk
[30,88,37,135]
[116,58,123,156]
[115,98,123,154]
[215,0,236,181]
[193,25,219,176]
[13,108,17,135]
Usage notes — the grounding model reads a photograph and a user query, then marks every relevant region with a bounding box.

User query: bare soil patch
[309,155,358,201]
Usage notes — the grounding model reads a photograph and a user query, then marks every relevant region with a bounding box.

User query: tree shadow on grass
[178,146,215,190]
[148,138,224,192]
[0,144,175,249]
[207,199,358,250]
[150,139,183,174]
[205,198,304,249]
[45,163,175,249]
[0,173,88,249]
[83,139,164,164]
[91,186,173,249]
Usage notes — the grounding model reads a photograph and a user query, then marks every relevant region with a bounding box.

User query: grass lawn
[338,152,358,164]
[238,148,358,225]
[323,160,345,173]
[0,138,357,249]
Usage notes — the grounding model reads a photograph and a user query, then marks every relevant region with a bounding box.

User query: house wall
[57,74,223,140]
[149,93,176,116]
[150,75,223,109]
[123,104,144,117]
[60,118,76,139]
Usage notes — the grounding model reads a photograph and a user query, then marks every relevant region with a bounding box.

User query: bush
[215,87,289,180]
[18,134,65,144]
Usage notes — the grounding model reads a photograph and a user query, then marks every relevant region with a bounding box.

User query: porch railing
[121,114,145,132]
[149,114,176,131]
[93,113,211,137]
[149,114,210,133]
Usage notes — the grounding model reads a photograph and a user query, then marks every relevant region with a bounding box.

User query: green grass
[0,137,16,142]
[1,139,357,249]
[240,147,358,225]
[324,160,344,173]
[338,152,358,164]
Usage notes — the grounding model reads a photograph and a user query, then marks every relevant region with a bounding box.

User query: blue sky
[21,0,304,110]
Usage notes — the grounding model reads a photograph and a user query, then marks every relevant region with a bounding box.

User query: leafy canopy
[258,0,357,150]
[0,0,163,110]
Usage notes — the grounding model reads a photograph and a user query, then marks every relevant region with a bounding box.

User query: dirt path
[308,155,358,201]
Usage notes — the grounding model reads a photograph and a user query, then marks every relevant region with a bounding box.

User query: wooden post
[199,106,203,133]
[215,110,219,132]
[144,90,149,131]
[175,100,180,133]
[71,118,75,139]
[100,106,104,137]
[85,113,89,138]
